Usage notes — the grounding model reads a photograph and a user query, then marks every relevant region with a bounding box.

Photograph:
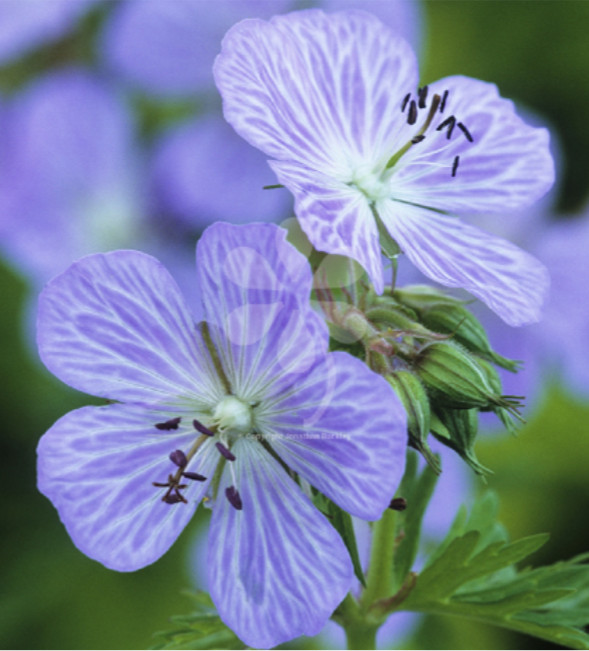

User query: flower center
[349,163,391,202]
[213,395,253,437]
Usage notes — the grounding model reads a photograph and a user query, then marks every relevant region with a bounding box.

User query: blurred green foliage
[1,1,589,649]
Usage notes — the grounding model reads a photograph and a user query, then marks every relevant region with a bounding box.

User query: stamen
[216,441,236,461]
[452,155,460,177]
[440,90,449,113]
[411,135,425,144]
[389,497,407,511]
[226,486,243,510]
[182,471,207,482]
[407,100,417,125]
[163,493,184,504]
[436,115,456,140]
[418,85,428,109]
[401,92,410,112]
[155,417,181,431]
[169,449,188,467]
[457,122,474,142]
[193,419,214,436]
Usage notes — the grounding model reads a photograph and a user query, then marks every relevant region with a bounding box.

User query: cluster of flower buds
[322,284,523,476]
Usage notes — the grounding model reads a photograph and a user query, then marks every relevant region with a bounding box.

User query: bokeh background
[1,1,589,649]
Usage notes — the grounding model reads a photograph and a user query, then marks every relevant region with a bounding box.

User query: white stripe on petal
[379,200,549,326]
[37,404,217,571]
[208,438,353,649]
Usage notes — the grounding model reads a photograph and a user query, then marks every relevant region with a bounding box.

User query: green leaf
[151,592,246,650]
[394,494,589,649]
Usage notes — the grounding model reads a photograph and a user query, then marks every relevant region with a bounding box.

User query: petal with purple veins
[378,199,549,326]
[389,76,554,214]
[37,403,218,571]
[214,9,419,176]
[38,250,223,405]
[261,351,407,520]
[270,159,384,293]
[208,438,353,649]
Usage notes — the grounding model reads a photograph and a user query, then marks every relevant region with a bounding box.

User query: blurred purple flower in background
[0,68,145,283]
[37,222,408,648]
[214,9,554,325]
[0,0,97,63]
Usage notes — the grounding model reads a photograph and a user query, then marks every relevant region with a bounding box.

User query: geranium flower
[36,222,407,648]
[214,9,555,326]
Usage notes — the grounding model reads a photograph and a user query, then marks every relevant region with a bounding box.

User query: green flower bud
[475,358,525,434]
[415,341,513,411]
[387,370,440,473]
[431,408,491,476]
[420,304,519,372]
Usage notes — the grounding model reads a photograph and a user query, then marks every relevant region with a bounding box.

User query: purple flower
[214,9,554,326]
[150,114,292,228]
[36,222,407,648]
[0,0,96,63]
[101,0,294,97]
[0,68,144,284]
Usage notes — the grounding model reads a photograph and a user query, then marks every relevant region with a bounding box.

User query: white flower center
[349,163,390,202]
[213,395,253,436]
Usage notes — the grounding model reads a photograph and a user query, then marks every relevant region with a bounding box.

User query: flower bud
[415,341,511,411]
[387,370,440,473]
[431,408,491,476]
[419,303,519,372]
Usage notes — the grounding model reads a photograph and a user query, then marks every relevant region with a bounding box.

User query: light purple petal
[215,9,419,176]
[389,76,555,214]
[208,438,353,649]
[261,351,407,520]
[378,200,549,326]
[0,0,96,63]
[197,222,329,397]
[37,403,218,571]
[102,0,293,96]
[320,0,422,52]
[150,115,291,228]
[270,159,384,292]
[38,250,222,405]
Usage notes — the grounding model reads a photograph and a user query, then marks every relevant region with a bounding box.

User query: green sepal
[373,207,402,261]
[415,341,514,411]
[150,591,246,650]
[313,491,366,587]
[431,408,492,477]
[419,303,520,372]
[387,371,439,473]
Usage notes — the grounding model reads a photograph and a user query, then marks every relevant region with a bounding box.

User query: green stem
[336,594,378,650]
[361,508,398,609]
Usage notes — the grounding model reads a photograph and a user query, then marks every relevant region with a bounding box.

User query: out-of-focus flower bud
[387,370,440,473]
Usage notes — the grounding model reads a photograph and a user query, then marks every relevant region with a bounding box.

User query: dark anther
[226,486,243,510]
[407,100,418,125]
[436,115,456,139]
[193,419,214,436]
[452,155,460,178]
[411,135,426,144]
[457,122,474,142]
[216,441,236,462]
[155,417,181,431]
[401,92,410,112]
[169,449,188,468]
[418,85,428,109]
[163,493,184,504]
[389,497,407,511]
[182,471,207,482]
[440,90,449,113]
